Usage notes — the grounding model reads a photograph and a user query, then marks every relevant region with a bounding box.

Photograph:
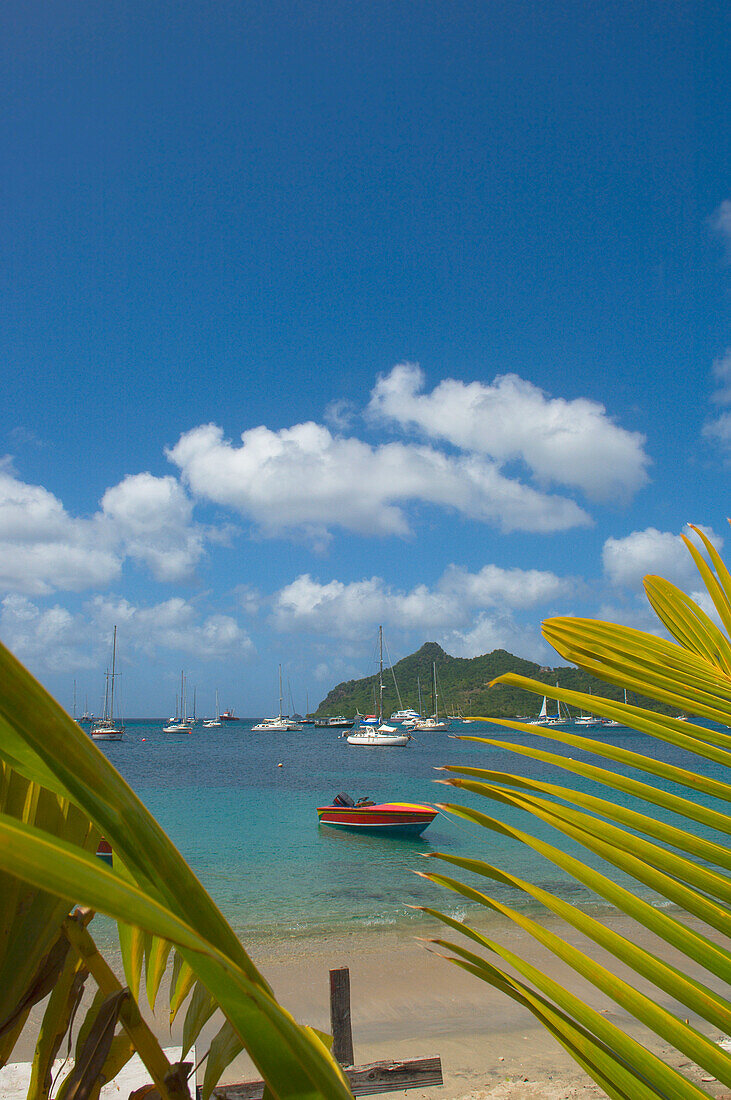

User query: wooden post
[329,967,355,1066]
[210,966,442,1098]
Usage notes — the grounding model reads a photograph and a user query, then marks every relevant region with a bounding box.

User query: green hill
[314,641,673,720]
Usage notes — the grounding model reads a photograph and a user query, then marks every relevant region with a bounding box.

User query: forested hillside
[314,642,673,719]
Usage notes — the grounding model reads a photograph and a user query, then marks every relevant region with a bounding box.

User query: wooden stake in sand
[211,967,443,1098]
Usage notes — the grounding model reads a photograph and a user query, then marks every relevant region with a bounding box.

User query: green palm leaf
[430,524,731,1098]
[0,642,352,1100]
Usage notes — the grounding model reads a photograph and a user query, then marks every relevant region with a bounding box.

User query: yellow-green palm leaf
[426,523,731,1098]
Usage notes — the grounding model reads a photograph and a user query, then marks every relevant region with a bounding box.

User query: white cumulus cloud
[100,473,204,582]
[89,596,253,660]
[602,526,722,592]
[0,462,121,595]
[167,421,589,541]
[0,462,206,595]
[368,363,649,502]
[0,595,95,672]
[273,563,571,636]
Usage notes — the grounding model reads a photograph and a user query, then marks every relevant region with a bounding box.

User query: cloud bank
[0,462,205,594]
[168,421,590,541]
[273,562,572,642]
[368,364,650,502]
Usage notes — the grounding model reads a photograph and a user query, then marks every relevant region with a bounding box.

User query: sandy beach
[202,909,731,1099]
[11,908,731,1099]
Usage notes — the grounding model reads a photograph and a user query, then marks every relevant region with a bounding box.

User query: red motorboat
[317,793,437,837]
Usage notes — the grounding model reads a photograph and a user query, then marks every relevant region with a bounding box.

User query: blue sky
[1,1,729,717]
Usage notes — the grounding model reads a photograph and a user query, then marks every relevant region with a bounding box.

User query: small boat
[91,627,125,742]
[219,708,240,722]
[317,793,437,836]
[347,628,412,747]
[390,708,421,724]
[412,663,449,731]
[574,713,604,727]
[347,724,411,746]
[164,672,193,733]
[252,665,302,730]
[528,687,570,727]
[203,689,222,727]
[314,715,354,729]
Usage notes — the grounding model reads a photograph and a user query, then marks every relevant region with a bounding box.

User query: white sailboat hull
[347,724,411,747]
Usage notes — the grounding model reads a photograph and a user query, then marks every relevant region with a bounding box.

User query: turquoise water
[94,718,728,947]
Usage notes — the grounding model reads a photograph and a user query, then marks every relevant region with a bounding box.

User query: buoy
[277,762,283,767]
[141,738,146,742]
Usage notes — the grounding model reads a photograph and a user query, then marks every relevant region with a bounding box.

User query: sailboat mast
[278,664,283,720]
[378,625,384,725]
[109,626,117,721]
[433,662,439,721]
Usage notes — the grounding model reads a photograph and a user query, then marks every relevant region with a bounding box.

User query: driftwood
[210,967,443,1098]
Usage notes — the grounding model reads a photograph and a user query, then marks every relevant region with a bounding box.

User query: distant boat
[390,708,421,724]
[412,663,450,731]
[314,715,354,729]
[528,689,569,727]
[91,627,125,742]
[601,689,628,728]
[164,671,193,733]
[185,686,197,725]
[202,689,222,728]
[252,665,302,731]
[219,708,240,722]
[317,793,437,836]
[573,687,603,727]
[348,628,411,747]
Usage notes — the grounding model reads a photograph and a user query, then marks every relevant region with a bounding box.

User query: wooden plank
[347,1056,443,1095]
[329,967,354,1066]
[211,1056,443,1099]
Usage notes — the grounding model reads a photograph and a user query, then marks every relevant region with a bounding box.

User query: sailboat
[347,628,411,747]
[186,686,197,725]
[412,663,450,731]
[164,672,193,733]
[528,686,570,727]
[202,689,222,727]
[252,665,302,730]
[573,687,603,727]
[91,627,125,742]
[601,688,627,729]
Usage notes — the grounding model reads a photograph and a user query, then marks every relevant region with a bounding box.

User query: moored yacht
[91,627,125,742]
[347,629,411,748]
[252,665,302,731]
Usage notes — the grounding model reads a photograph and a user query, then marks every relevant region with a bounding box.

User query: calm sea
[92,718,727,949]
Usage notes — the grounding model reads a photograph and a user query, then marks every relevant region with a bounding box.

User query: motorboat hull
[317,802,437,837]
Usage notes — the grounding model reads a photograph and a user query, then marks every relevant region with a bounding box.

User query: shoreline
[208,909,731,1098]
[15,908,731,1098]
